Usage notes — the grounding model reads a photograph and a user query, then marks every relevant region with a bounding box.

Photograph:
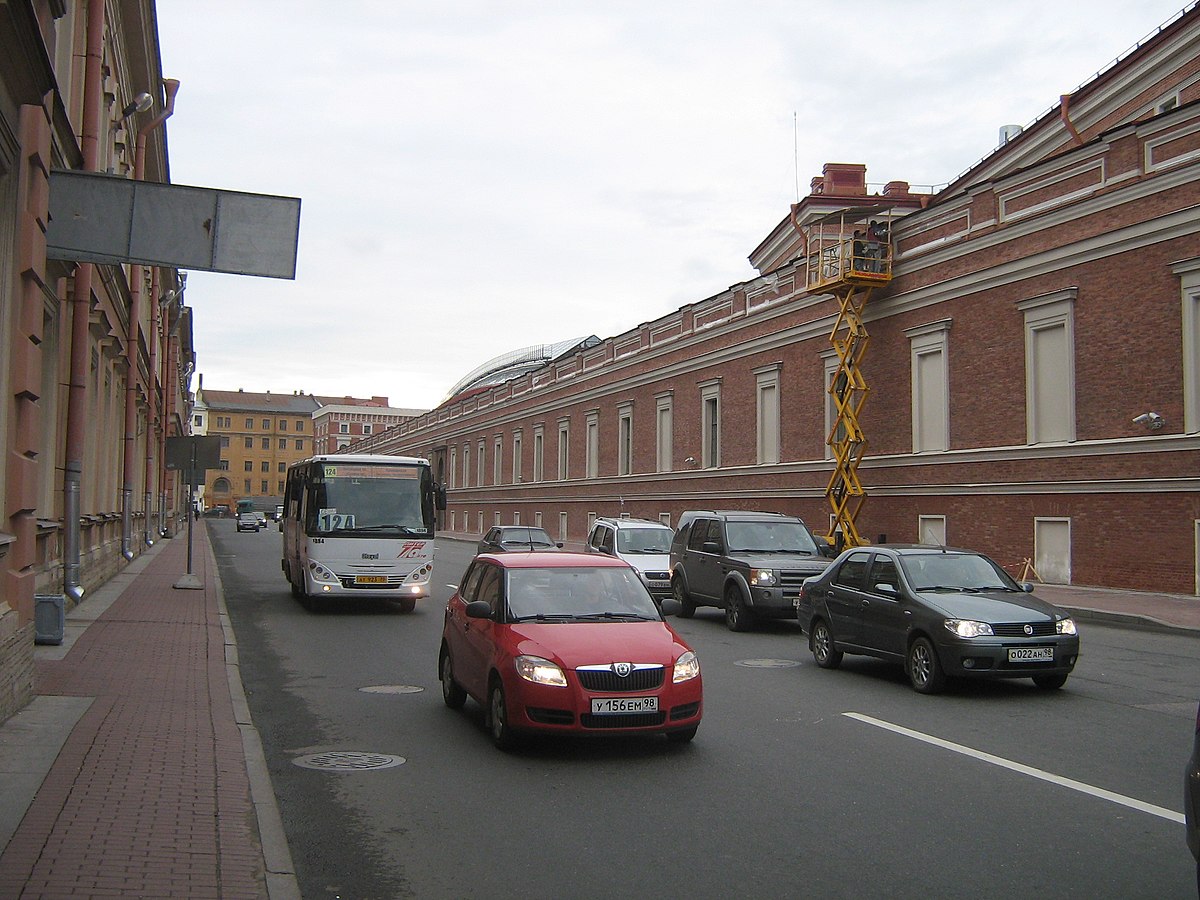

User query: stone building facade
[364,7,1200,596]
[0,2,191,723]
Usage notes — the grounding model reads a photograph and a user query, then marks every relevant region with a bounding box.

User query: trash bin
[34,594,65,645]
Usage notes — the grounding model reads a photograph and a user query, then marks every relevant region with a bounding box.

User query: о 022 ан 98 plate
[1008,647,1054,662]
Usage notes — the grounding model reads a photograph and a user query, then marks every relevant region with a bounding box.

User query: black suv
[669,510,831,631]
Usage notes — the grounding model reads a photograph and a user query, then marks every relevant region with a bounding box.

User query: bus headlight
[308,561,338,584]
[404,563,433,584]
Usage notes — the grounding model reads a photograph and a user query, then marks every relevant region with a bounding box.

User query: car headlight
[944,619,994,638]
[673,650,700,683]
[1056,617,1077,635]
[514,655,567,687]
[750,568,777,587]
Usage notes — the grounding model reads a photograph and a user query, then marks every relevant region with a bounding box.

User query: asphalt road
[211,524,1199,900]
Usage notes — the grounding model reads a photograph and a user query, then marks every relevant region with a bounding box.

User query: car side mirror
[555,542,564,549]
[1019,582,1035,593]
[435,484,448,510]
[659,597,681,617]
[465,600,493,620]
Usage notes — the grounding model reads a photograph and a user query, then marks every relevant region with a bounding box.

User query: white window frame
[655,392,673,473]
[906,319,952,452]
[448,447,457,489]
[755,364,781,465]
[533,426,544,483]
[1176,258,1200,432]
[585,412,599,479]
[558,511,568,542]
[477,439,485,486]
[822,350,839,461]
[699,379,721,468]
[558,418,570,481]
[493,436,503,485]
[512,431,523,483]
[1018,290,1076,444]
[462,443,471,488]
[617,402,634,476]
[918,514,947,546]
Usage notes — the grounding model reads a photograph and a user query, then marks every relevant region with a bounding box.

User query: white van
[585,517,674,601]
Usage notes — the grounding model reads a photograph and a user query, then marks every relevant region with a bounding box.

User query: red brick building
[366,7,1200,594]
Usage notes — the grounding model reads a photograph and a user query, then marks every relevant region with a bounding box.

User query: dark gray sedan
[476,525,563,554]
[795,545,1080,694]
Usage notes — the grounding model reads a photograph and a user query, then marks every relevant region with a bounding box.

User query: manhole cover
[359,685,424,694]
[293,751,406,771]
[736,658,801,668]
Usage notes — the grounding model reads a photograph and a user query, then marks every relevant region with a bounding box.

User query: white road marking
[843,712,1185,824]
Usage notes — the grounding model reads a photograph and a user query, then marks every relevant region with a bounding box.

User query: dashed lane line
[843,711,1184,824]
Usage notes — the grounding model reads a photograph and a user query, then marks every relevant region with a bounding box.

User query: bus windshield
[304,462,432,536]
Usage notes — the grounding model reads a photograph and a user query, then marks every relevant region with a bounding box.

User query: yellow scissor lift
[802,208,894,551]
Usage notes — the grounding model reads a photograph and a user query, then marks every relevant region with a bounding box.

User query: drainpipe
[144,268,161,545]
[63,0,106,600]
[1060,93,1084,147]
[122,79,179,559]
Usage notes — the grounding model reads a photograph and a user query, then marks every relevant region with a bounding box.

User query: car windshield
[616,528,672,554]
[507,567,662,621]
[725,521,819,554]
[498,528,555,547]
[899,553,1018,591]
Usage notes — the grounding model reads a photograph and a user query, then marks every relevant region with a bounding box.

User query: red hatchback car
[439,551,702,749]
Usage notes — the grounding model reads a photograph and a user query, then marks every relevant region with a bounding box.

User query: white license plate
[591,696,658,715]
[1008,647,1054,662]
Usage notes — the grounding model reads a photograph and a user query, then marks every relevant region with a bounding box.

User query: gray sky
[155,1,1189,410]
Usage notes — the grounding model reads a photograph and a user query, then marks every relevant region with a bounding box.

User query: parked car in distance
[439,551,702,749]
[1187,700,1199,893]
[669,510,830,631]
[273,504,284,521]
[254,511,267,528]
[236,512,261,532]
[477,525,563,554]
[586,517,674,602]
[796,545,1080,694]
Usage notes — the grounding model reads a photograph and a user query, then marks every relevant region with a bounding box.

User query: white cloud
[155,0,1186,408]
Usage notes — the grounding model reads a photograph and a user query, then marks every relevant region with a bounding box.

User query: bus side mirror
[435,484,447,510]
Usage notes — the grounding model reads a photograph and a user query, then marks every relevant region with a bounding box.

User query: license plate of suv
[591,696,658,715]
[1008,647,1054,662]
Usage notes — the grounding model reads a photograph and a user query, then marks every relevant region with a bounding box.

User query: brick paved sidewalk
[0,523,295,899]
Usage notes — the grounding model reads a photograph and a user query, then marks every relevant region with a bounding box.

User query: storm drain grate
[293,751,406,771]
[359,684,424,694]
[736,658,801,668]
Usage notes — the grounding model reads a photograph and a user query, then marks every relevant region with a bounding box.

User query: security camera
[1132,412,1164,430]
